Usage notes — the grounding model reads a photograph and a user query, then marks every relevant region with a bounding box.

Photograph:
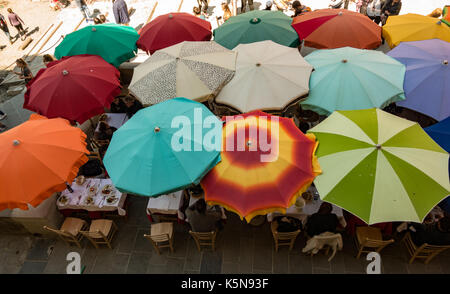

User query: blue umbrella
[425,116,450,214]
[103,98,222,197]
[388,39,450,121]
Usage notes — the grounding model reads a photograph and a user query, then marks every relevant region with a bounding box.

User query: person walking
[380,0,402,25]
[7,8,26,41]
[0,110,7,132]
[75,0,91,22]
[367,0,384,24]
[197,0,209,14]
[13,58,33,84]
[241,0,254,13]
[0,13,12,44]
[112,0,130,25]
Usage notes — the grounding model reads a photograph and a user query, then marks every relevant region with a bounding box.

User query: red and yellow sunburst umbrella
[201,111,321,222]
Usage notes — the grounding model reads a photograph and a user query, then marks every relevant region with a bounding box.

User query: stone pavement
[1,195,450,274]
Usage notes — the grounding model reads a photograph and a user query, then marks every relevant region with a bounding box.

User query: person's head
[437,216,450,233]
[99,14,106,23]
[392,0,400,3]
[94,17,101,24]
[266,1,273,9]
[16,58,27,68]
[112,96,122,105]
[194,199,207,214]
[7,8,13,13]
[221,2,230,11]
[193,6,201,16]
[318,202,333,215]
[124,96,135,107]
[42,54,55,64]
[98,121,109,132]
[299,122,310,133]
[292,1,301,9]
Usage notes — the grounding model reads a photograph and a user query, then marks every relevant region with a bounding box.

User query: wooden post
[20,38,33,50]
[24,23,53,58]
[145,1,158,24]
[177,0,184,12]
[29,21,63,62]
[73,18,85,32]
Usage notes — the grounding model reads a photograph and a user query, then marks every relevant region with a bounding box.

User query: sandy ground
[0,0,448,96]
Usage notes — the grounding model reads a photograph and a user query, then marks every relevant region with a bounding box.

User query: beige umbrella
[214,40,313,113]
[129,41,237,105]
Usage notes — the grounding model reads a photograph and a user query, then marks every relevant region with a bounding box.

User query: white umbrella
[214,40,313,113]
[129,41,237,105]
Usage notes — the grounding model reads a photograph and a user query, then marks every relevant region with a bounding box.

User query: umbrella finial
[247,140,252,146]
[169,14,173,19]
[342,59,348,63]
[444,60,448,65]
[250,18,261,24]
[92,27,97,32]
[154,127,160,133]
[62,70,69,76]
[13,140,20,146]
[375,144,382,150]
[338,11,343,16]
[437,20,442,25]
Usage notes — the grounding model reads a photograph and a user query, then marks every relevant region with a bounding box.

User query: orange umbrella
[292,9,381,49]
[201,111,321,222]
[0,114,89,211]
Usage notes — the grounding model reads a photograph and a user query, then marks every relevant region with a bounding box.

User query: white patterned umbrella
[214,40,313,113]
[129,41,237,105]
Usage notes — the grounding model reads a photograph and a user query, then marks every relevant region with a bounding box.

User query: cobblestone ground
[1,194,450,274]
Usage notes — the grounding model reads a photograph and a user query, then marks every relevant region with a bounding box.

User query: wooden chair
[189,230,218,252]
[271,221,301,252]
[80,219,118,249]
[43,217,88,248]
[402,232,450,264]
[355,226,394,259]
[143,222,174,254]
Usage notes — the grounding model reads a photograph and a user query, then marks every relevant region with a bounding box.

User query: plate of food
[101,184,114,196]
[84,196,95,205]
[106,195,119,205]
[58,195,69,205]
[75,175,86,185]
[88,185,97,196]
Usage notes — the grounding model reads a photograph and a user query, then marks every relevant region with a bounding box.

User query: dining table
[57,178,127,216]
[146,190,185,222]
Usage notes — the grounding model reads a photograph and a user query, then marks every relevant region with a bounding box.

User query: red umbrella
[292,9,381,49]
[137,13,212,54]
[24,54,121,124]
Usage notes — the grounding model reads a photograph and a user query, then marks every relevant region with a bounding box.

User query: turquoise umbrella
[301,47,406,115]
[55,24,139,67]
[213,10,300,49]
[103,98,222,197]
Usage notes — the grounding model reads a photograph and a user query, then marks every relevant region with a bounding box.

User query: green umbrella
[301,47,406,116]
[55,24,139,67]
[213,10,300,49]
[308,108,450,224]
[103,97,222,197]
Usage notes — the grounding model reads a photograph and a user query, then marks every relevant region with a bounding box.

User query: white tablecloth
[57,178,127,216]
[146,191,184,215]
[95,113,128,132]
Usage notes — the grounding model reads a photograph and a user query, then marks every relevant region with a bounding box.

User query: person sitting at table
[96,121,117,141]
[79,157,104,177]
[185,199,222,232]
[274,216,302,232]
[408,215,450,246]
[305,202,339,237]
[110,96,127,113]
[124,96,144,118]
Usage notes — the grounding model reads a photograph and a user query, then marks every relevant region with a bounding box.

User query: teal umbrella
[213,10,300,49]
[55,24,139,67]
[301,47,406,115]
[103,98,222,197]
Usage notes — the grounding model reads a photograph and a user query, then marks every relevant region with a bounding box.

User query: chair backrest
[362,238,394,248]
[189,230,217,249]
[271,220,301,240]
[43,226,72,238]
[146,233,170,243]
[80,230,106,240]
